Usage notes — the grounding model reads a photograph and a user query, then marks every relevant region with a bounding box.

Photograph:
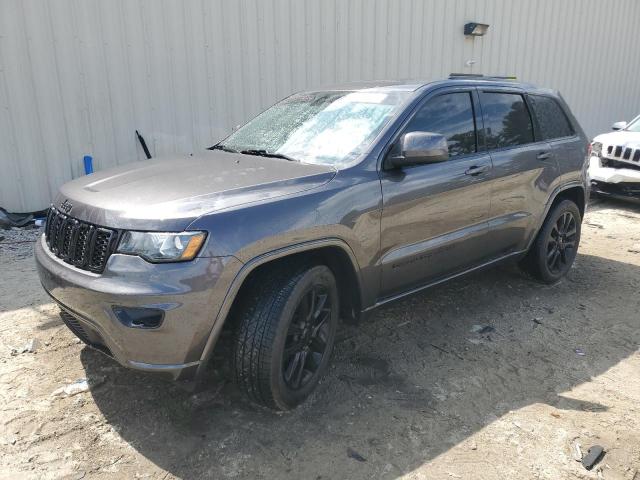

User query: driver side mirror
[612,121,627,131]
[386,132,449,169]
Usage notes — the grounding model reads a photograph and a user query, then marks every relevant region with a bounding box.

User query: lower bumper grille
[59,309,113,358]
[59,310,91,345]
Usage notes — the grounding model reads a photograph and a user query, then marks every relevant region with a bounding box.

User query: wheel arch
[526,182,586,252]
[550,184,586,219]
[194,239,363,381]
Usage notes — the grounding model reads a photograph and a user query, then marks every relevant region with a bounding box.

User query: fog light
[112,306,164,329]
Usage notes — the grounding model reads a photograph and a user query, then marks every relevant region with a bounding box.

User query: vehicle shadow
[81,252,640,479]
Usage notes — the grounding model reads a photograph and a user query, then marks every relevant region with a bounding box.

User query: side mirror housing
[612,121,627,131]
[386,132,449,169]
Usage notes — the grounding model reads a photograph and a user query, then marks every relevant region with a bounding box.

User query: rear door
[379,87,493,298]
[527,93,584,183]
[479,89,559,256]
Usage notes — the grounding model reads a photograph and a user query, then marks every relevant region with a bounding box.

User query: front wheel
[232,264,339,410]
[520,199,582,283]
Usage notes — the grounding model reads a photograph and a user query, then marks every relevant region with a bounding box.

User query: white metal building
[1,0,639,212]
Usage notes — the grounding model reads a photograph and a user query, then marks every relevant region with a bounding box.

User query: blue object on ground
[83,155,94,175]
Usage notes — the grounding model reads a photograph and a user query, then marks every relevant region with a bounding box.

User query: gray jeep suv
[36,76,589,410]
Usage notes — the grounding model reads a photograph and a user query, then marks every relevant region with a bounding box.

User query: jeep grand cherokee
[36,77,589,410]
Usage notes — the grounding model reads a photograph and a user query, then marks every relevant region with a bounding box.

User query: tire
[520,199,582,284]
[232,263,339,410]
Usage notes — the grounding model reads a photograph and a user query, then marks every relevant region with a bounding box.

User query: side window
[479,92,534,149]
[404,92,477,157]
[528,95,575,140]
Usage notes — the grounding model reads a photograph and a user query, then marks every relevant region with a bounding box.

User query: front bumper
[589,156,640,202]
[35,235,241,381]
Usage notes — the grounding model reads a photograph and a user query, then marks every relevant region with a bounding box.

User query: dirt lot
[1,197,640,480]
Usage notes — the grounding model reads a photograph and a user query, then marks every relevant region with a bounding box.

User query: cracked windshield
[219,89,409,166]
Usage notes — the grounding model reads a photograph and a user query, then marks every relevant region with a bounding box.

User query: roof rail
[449,73,484,77]
[449,73,517,80]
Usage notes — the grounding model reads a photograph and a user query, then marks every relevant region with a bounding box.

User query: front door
[379,88,493,298]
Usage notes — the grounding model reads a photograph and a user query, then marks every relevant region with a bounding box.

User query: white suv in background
[589,115,640,201]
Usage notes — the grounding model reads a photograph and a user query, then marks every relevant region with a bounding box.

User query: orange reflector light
[180,233,207,260]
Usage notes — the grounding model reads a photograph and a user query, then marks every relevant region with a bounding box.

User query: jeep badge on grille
[59,199,73,214]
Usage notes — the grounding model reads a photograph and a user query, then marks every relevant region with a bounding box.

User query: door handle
[537,151,552,160]
[464,164,490,176]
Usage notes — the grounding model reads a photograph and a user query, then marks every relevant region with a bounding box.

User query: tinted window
[480,92,534,149]
[528,95,574,139]
[404,92,477,157]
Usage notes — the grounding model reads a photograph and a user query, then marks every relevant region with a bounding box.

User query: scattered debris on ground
[10,338,38,356]
[582,445,605,471]
[347,447,367,462]
[572,441,583,462]
[0,208,33,229]
[51,377,105,398]
[470,325,495,334]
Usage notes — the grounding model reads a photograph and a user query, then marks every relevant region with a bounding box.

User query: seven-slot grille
[45,207,119,273]
[605,144,640,163]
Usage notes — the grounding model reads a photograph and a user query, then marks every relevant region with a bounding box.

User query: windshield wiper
[209,144,237,153]
[240,149,299,162]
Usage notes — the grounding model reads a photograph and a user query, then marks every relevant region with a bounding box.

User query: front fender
[193,238,363,382]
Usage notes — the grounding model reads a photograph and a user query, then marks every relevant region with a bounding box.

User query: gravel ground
[1,197,640,480]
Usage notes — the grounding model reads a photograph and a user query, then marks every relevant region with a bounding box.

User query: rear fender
[526,182,586,251]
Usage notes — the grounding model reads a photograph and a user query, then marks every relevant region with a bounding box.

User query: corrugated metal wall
[1,0,639,212]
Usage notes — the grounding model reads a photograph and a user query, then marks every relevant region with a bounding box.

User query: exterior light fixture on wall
[464,22,489,36]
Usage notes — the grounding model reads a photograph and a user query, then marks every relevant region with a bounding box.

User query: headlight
[117,231,207,262]
[590,141,603,158]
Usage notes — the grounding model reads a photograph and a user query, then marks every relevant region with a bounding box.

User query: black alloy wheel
[546,211,578,274]
[520,199,582,284]
[232,264,339,410]
[282,285,332,390]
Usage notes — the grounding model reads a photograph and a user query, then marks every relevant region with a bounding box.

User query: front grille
[45,207,119,273]
[605,144,640,165]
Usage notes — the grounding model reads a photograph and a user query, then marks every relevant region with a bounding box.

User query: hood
[593,130,640,151]
[55,150,336,231]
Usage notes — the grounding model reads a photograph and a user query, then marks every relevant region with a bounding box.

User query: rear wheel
[520,199,581,283]
[232,263,338,410]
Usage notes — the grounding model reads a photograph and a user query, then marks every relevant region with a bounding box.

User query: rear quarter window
[528,95,575,140]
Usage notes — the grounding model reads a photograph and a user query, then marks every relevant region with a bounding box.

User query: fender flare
[526,181,587,251]
[194,237,362,381]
